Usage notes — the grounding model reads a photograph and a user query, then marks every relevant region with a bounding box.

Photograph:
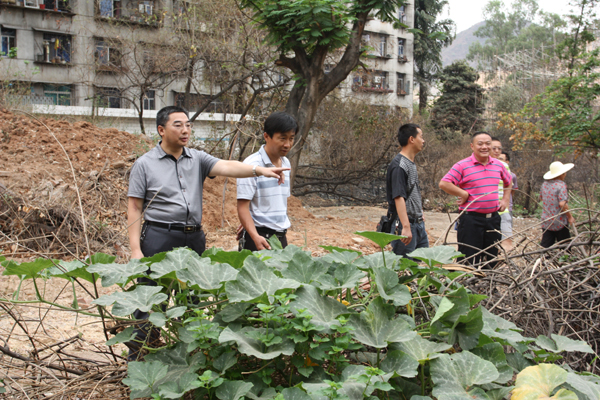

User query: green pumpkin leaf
[246,387,278,400]
[219,326,295,360]
[430,352,499,400]
[106,326,136,346]
[449,306,484,350]
[48,259,97,283]
[536,334,594,354]
[87,259,148,287]
[373,267,411,306]
[362,252,405,271]
[165,306,186,319]
[320,245,362,255]
[215,381,254,400]
[512,364,577,400]
[321,250,362,265]
[355,231,402,249]
[122,361,169,398]
[267,235,283,250]
[486,387,514,400]
[348,297,417,348]
[225,256,300,303]
[149,312,167,327]
[380,350,419,378]
[290,285,351,332]
[203,248,252,269]
[213,351,237,373]
[390,334,452,363]
[565,372,600,400]
[92,286,168,316]
[149,247,193,279]
[90,253,116,264]
[282,387,312,400]
[334,263,366,288]
[158,372,201,399]
[281,251,328,284]
[176,254,238,290]
[145,342,206,377]
[430,297,454,325]
[2,258,55,279]
[471,342,514,384]
[408,246,463,267]
[481,308,525,344]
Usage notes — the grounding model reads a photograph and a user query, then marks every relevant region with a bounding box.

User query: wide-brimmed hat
[544,161,574,180]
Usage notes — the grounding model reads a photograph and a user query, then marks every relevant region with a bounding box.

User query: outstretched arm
[209,160,289,184]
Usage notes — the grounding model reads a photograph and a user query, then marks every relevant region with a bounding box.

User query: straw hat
[543,161,574,180]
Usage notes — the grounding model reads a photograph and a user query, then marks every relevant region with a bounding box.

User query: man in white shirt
[237,112,297,250]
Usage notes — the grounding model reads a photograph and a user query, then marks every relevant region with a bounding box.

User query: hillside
[442,21,486,66]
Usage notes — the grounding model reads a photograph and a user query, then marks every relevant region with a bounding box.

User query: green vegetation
[2,234,599,399]
[430,61,485,136]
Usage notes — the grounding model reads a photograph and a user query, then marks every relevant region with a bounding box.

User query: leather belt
[463,211,498,219]
[408,216,424,224]
[146,221,202,233]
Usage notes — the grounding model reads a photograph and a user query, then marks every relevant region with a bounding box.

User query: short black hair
[472,131,491,142]
[501,151,510,161]
[397,123,421,146]
[491,136,501,142]
[157,106,189,130]
[264,112,298,138]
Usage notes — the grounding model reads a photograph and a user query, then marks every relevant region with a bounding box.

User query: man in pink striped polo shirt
[439,132,512,267]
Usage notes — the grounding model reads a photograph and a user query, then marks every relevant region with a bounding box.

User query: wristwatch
[252,165,258,177]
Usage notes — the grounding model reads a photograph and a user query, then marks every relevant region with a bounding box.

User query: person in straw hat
[540,161,575,248]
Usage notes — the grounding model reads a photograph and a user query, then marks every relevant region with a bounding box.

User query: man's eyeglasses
[168,122,194,129]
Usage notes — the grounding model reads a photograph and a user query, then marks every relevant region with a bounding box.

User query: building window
[40,33,72,63]
[143,89,155,110]
[96,87,122,108]
[43,1,72,12]
[352,70,392,93]
[98,0,157,22]
[397,73,410,96]
[399,6,406,24]
[379,36,387,57]
[99,0,120,17]
[1,28,16,58]
[44,84,72,106]
[95,40,122,70]
[398,38,405,56]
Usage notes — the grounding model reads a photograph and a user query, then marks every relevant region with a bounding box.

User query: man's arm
[394,196,412,245]
[209,160,289,184]
[128,197,145,259]
[439,180,469,206]
[237,200,271,250]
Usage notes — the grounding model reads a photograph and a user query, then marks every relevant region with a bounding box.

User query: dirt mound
[0,108,321,259]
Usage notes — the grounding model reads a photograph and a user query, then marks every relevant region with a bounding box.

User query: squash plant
[2,232,599,399]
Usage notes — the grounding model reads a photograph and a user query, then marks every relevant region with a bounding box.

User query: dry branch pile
[461,213,600,374]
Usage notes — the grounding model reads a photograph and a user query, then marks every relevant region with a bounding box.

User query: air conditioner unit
[373,76,382,83]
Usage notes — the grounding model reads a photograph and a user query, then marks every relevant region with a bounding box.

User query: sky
[442,0,574,34]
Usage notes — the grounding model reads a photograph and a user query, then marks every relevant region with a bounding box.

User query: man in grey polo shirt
[127,106,288,259]
[126,106,287,360]
[237,112,297,250]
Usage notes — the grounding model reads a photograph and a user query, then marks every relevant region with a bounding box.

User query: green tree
[238,0,407,186]
[430,61,484,135]
[467,0,566,66]
[413,0,454,114]
[500,0,599,153]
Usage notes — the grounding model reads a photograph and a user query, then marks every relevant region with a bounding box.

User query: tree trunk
[418,82,429,114]
[138,93,145,135]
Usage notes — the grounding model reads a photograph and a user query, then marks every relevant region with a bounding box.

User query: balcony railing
[352,84,393,94]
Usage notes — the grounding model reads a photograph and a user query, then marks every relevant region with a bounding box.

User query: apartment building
[344,4,414,112]
[0,1,414,136]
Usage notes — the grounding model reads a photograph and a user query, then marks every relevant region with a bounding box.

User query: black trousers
[241,227,288,251]
[540,227,570,248]
[128,224,206,360]
[457,212,501,268]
